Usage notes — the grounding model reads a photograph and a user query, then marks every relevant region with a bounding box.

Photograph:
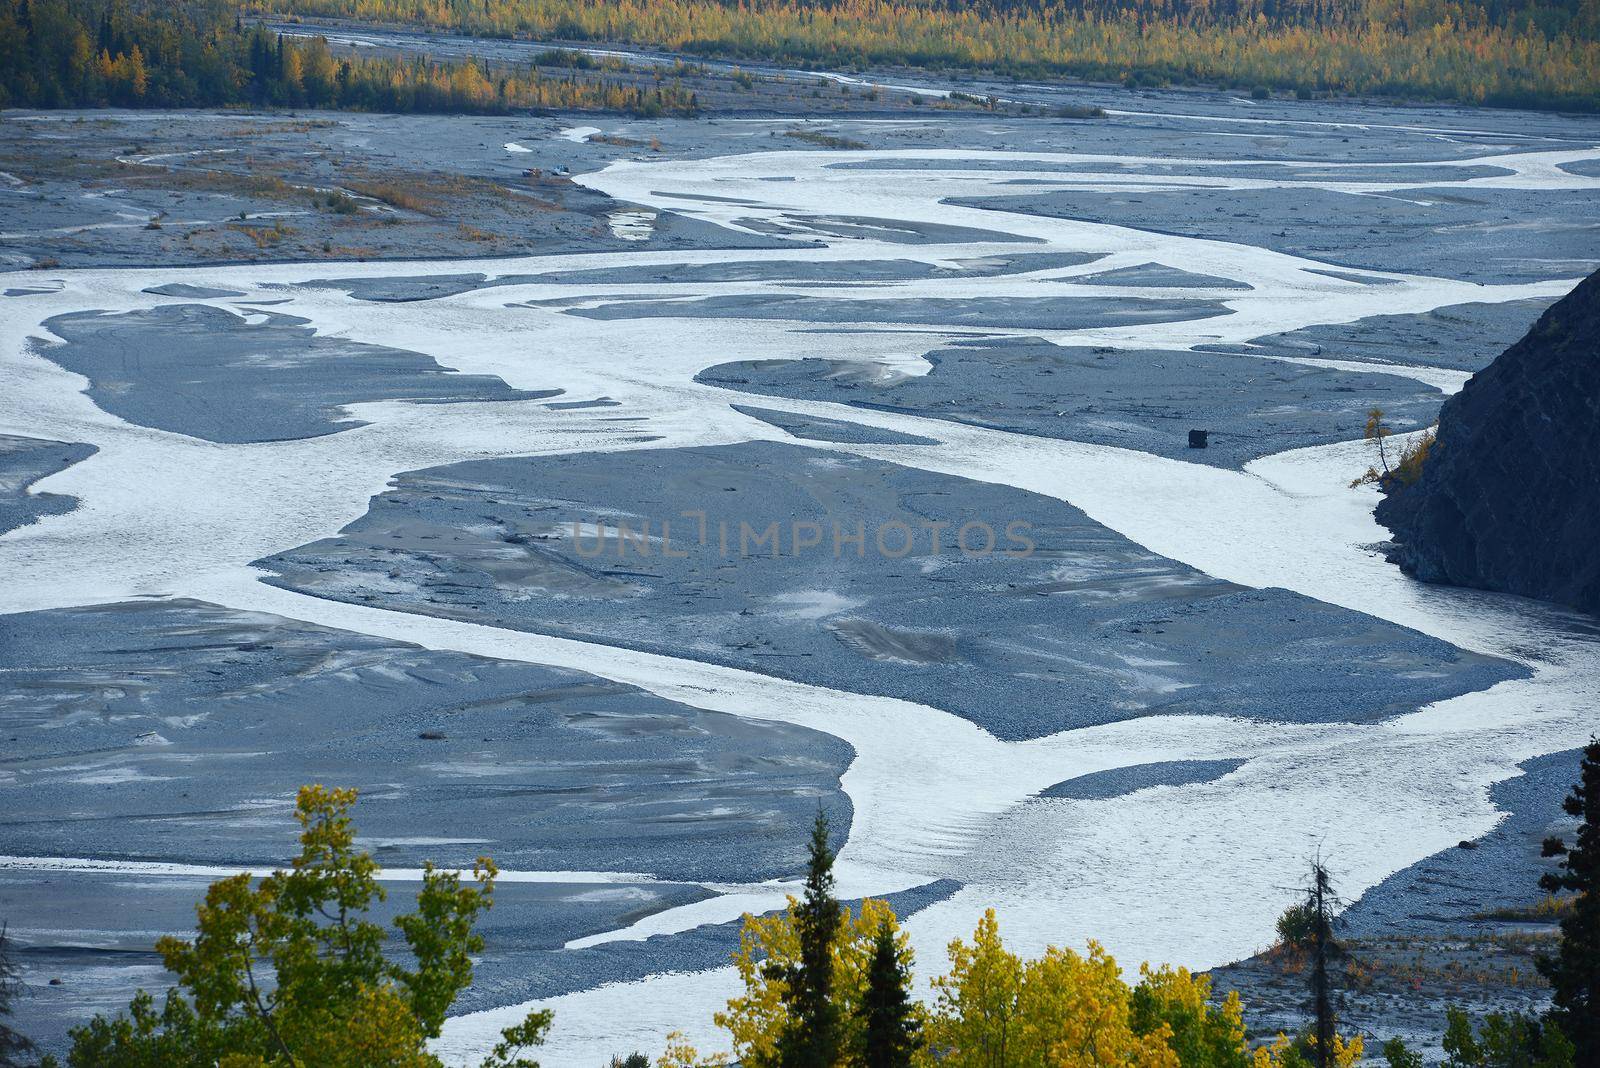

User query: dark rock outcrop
[1376,270,1600,616]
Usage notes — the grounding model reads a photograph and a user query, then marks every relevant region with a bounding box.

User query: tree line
[3,738,1596,1068]
[271,0,1600,109]
[5,0,1597,112]
[0,0,699,114]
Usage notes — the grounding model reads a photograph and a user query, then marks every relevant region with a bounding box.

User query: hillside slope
[1377,270,1600,616]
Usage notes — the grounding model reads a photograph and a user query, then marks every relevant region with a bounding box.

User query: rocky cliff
[1376,270,1600,616]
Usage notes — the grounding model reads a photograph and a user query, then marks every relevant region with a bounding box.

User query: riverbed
[2,92,1599,1061]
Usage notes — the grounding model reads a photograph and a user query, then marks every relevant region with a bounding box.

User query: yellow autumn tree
[924,910,1180,1068]
[126,44,147,98]
[282,45,306,104]
[1130,965,1251,1068]
[924,910,1024,1068]
[716,896,914,1067]
[300,36,339,104]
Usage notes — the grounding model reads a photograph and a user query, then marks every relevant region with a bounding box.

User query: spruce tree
[1538,738,1600,1063]
[860,918,920,1068]
[770,809,843,1068]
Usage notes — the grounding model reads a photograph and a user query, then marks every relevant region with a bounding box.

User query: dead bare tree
[1308,859,1338,1068]
[1275,854,1344,1067]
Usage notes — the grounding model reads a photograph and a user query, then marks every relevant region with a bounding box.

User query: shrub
[1276,900,1320,950]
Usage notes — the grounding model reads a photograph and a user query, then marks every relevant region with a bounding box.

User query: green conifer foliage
[1538,738,1600,1064]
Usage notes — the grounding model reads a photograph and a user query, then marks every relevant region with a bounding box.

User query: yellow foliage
[926,910,1178,1068]
[1251,1031,1364,1068]
[656,1030,730,1068]
[717,896,911,1067]
[327,984,439,1068]
[1135,965,1241,1036]
[283,47,306,91]
[1391,429,1436,485]
[1132,963,1249,1066]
